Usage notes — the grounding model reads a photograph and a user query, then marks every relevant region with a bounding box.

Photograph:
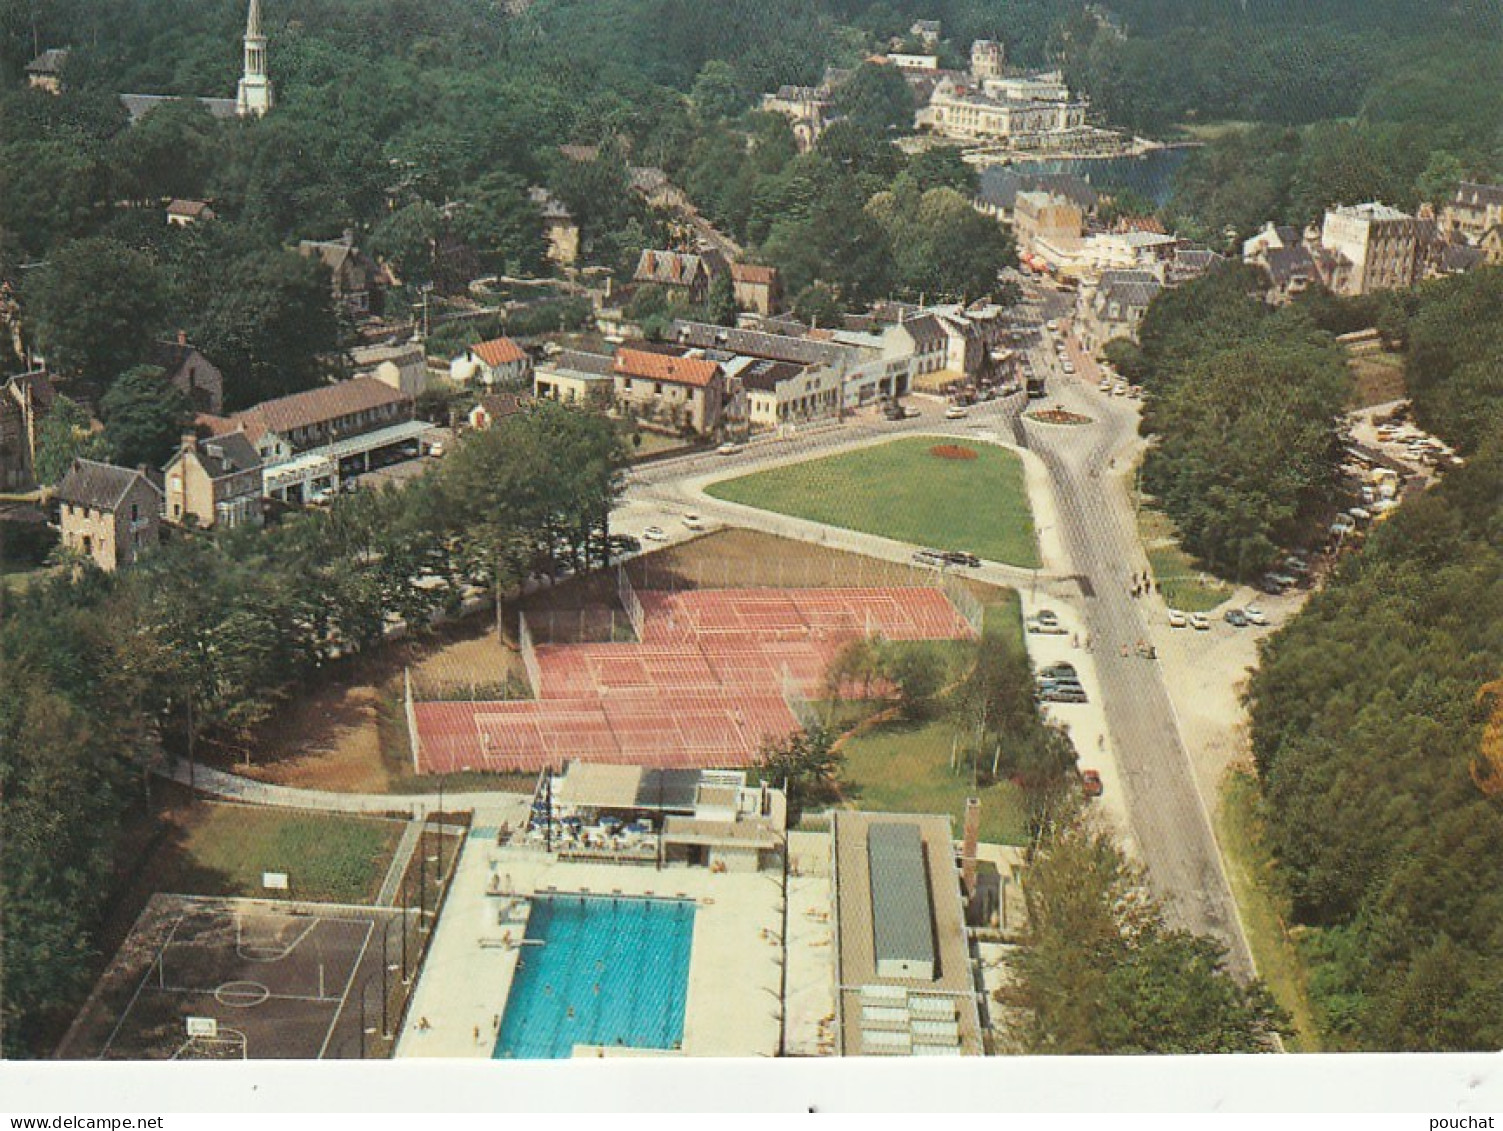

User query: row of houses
[1245,191,1502,302]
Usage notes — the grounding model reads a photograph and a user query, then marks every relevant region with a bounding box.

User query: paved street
[1020,301,1256,977]
[619,282,1256,978]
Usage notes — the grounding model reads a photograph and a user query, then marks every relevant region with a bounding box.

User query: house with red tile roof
[612,346,725,435]
[729,262,783,315]
[453,336,532,389]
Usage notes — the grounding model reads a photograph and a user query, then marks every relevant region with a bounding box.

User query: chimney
[177,328,188,346]
[180,432,198,453]
[962,796,981,898]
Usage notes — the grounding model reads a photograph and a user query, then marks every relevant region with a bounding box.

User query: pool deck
[396,832,783,1059]
[783,830,837,1056]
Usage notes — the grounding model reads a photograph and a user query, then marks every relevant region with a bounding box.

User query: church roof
[120,94,238,124]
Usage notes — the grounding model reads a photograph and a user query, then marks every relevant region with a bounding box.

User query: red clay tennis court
[412,586,976,773]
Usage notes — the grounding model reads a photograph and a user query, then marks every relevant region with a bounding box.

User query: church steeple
[235,0,273,118]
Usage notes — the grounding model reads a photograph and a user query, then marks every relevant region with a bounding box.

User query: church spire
[236,0,273,118]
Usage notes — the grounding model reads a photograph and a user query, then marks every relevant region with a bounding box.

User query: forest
[1130,263,1351,580]
[1245,268,1503,1051]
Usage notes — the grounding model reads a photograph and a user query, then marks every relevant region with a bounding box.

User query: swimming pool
[493,895,696,1059]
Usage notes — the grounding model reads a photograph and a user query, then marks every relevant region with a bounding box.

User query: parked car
[1027,610,1068,635]
[1040,662,1078,680]
[1190,613,1210,631]
[944,405,969,420]
[1099,379,1113,393]
[717,442,745,455]
[642,525,668,542]
[1041,685,1089,703]
[1348,507,1371,522]
[911,548,946,568]
[1061,361,1076,375]
[1167,609,1188,628]
[1330,517,1356,536]
[683,514,704,530]
[941,550,982,568]
[1269,571,1299,589]
[1244,605,1269,626]
[1224,608,1250,627]
[1080,769,1104,797]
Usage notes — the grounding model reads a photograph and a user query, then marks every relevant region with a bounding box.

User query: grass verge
[1137,504,1232,613]
[1215,767,1323,1051]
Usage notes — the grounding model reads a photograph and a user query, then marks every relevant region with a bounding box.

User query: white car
[683,514,704,530]
[944,405,969,420]
[1062,361,1075,375]
[642,526,669,542]
[717,442,744,455]
[1167,610,1188,628]
[1099,379,1113,393]
[1244,606,1270,626]
[1189,613,1210,631]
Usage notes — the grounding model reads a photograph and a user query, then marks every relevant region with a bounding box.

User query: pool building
[397,765,989,1059]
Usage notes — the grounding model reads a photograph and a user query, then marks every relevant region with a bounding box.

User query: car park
[1081,769,1104,797]
[642,525,668,542]
[1167,609,1188,628]
[1224,608,1250,627]
[1190,613,1210,631]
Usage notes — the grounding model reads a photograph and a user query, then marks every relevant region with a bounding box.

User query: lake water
[1006,145,1196,207]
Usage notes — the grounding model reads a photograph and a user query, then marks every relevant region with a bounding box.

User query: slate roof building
[1076,269,1163,350]
[55,459,162,571]
[163,431,263,529]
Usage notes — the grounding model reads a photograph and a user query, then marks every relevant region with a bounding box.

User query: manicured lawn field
[151,804,404,903]
[706,437,1039,568]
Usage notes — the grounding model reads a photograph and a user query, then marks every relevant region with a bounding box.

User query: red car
[1081,769,1104,797]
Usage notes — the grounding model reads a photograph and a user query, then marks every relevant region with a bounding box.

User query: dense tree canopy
[0,400,628,1055]
[1134,265,1350,578]
[1245,268,1503,1051]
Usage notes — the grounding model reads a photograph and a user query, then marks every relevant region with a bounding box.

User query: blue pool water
[493,895,696,1059]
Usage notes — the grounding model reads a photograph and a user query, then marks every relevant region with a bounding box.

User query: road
[619,279,1256,978]
[1021,289,1256,976]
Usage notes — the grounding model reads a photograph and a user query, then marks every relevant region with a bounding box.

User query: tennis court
[60,895,414,1061]
[412,586,975,773]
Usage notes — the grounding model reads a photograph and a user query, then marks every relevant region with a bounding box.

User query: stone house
[153,333,225,414]
[612,346,724,435]
[55,459,161,571]
[351,342,428,398]
[1075,270,1162,351]
[298,233,389,317]
[633,250,722,306]
[1441,182,1503,243]
[533,350,615,406]
[163,431,263,530]
[730,264,783,316]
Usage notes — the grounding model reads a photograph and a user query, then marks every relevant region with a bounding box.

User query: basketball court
[412,584,980,774]
[60,895,414,1060]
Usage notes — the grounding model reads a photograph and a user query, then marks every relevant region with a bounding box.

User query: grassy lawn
[146,803,405,904]
[839,714,1029,845]
[834,586,1032,846]
[707,437,1039,568]
[1216,768,1323,1051]
[1137,504,1232,613]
